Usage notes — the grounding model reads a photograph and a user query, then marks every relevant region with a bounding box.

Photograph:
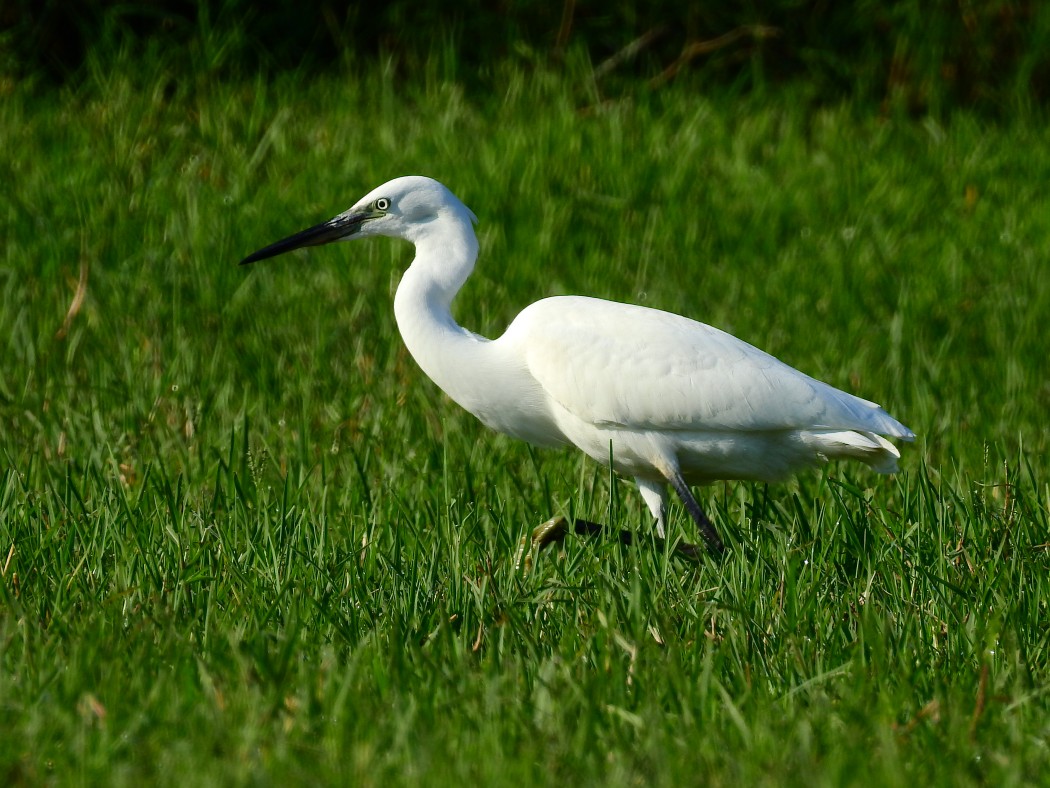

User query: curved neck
[393,218,491,411]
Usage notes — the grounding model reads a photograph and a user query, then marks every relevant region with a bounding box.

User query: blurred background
[4,0,1049,114]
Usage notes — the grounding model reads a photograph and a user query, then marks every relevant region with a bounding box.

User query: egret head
[239,175,477,266]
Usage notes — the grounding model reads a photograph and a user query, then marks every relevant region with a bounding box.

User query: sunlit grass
[1,52,1048,785]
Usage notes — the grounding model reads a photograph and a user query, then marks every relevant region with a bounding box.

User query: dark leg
[514,515,703,573]
[666,471,726,556]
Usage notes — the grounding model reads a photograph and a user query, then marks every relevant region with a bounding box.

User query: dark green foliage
[4,0,1050,114]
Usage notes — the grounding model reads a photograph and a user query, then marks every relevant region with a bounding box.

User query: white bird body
[242,175,914,553]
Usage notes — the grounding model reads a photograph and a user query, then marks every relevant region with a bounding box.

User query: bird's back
[502,295,913,440]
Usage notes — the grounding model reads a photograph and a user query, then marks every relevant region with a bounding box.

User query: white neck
[392,214,491,413]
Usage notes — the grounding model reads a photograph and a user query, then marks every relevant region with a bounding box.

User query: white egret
[240,175,914,561]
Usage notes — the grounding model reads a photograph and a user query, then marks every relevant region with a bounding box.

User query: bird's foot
[514,515,570,574]
[514,515,705,573]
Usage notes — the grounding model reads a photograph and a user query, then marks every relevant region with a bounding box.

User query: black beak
[239,211,369,266]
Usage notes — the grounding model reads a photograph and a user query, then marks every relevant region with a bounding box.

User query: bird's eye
[373,197,390,211]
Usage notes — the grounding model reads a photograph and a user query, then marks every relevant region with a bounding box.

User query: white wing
[507,296,913,438]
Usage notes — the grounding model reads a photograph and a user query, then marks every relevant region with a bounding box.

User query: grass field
[2,52,1049,785]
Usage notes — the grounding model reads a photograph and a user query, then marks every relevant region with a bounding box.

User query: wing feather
[505,296,912,438]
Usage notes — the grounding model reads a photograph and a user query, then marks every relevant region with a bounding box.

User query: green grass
[1,55,1049,785]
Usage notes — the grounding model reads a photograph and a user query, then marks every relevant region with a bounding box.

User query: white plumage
[241,175,914,555]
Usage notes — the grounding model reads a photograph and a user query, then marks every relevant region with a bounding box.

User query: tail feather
[803,430,903,474]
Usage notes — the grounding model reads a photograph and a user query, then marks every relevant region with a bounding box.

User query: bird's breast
[462,379,571,449]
